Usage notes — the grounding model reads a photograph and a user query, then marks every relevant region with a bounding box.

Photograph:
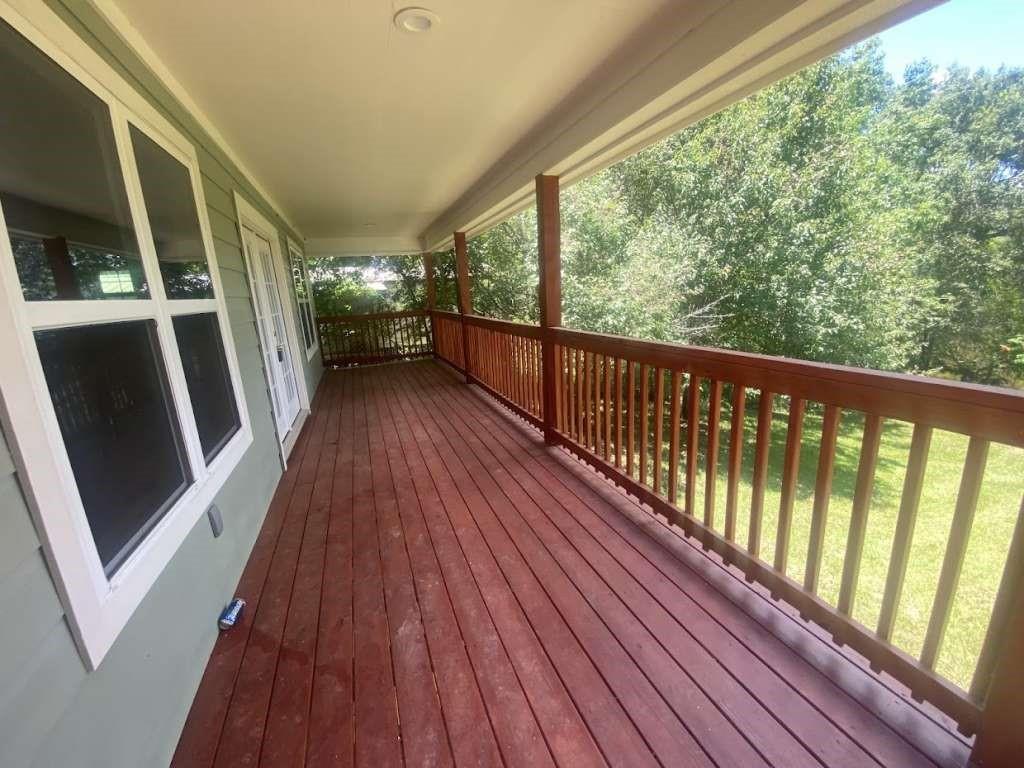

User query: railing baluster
[570,347,577,441]
[576,348,585,443]
[971,495,1024,702]
[920,437,990,671]
[877,424,932,641]
[517,336,526,408]
[775,397,806,574]
[532,339,540,417]
[527,337,535,414]
[668,371,682,505]
[837,414,884,622]
[748,390,775,560]
[704,380,723,534]
[591,352,600,450]
[639,364,650,486]
[592,352,600,450]
[685,375,702,518]
[535,339,543,417]
[604,355,612,462]
[554,345,563,432]
[724,385,746,543]
[626,361,636,478]
[504,332,513,398]
[613,358,623,468]
[589,350,598,450]
[653,368,665,495]
[805,405,841,594]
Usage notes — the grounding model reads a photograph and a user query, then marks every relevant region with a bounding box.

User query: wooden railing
[318,310,432,367]
[548,327,1024,737]
[319,302,1023,744]
[433,311,544,423]
[432,310,465,371]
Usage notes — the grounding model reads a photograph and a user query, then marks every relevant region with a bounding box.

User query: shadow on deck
[171,359,970,768]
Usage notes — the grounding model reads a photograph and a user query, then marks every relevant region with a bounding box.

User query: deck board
[173,359,971,768]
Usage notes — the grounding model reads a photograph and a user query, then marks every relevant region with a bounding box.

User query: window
[0,8,251,668]
[288,239,318,359]
[172,313,240,462]
[35,321,192,574]
[0,18,143,303]
[129,124,213,300]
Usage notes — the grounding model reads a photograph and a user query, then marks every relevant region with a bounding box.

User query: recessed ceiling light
[394,7,440,34]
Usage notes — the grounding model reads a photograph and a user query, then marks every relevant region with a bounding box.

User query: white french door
[241,225,300,440]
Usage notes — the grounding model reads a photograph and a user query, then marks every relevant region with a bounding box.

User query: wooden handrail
[551,326,1024,446]
[432,310,545,340]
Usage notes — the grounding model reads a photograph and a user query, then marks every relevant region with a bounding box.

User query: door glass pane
[129,125,213,300]
[35,320,192,575]
[172,313,240,462]
[0,19,145,301]
[300,302,314,349]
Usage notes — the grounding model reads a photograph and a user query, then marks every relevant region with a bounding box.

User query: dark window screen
[172,313,240,462]
[35,320,192,574]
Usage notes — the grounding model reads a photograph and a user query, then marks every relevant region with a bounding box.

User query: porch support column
[423,252,437,356]
[536,174,561,444]
[971,496,1024,765]
[454,231,472,381]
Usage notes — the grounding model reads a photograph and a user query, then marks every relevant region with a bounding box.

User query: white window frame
[0,0,253,669]
[287,236,319,362]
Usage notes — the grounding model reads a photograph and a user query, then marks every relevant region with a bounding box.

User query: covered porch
[172,359,971,768]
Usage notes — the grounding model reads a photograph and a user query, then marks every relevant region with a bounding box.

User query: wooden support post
[454,231,472,382]
[423,252,437,356]
[536,174,561,444]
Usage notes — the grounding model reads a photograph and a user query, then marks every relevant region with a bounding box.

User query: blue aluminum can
[218,597,245,630]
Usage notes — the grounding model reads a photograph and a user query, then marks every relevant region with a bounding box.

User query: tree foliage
[562,42,1023,384]
[309,254,427,316]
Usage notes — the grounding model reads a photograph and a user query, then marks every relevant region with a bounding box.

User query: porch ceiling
[98,0,939,254]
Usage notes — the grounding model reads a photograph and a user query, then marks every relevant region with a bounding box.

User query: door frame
[233,192,310,458]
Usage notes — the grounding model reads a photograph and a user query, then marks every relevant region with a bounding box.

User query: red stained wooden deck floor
[172,359,972,768]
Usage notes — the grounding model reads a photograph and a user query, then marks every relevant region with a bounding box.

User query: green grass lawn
[644,388,1023,691]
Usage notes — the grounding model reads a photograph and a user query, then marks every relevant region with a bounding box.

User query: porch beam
[454,231,472,380]
[536,174,561,444]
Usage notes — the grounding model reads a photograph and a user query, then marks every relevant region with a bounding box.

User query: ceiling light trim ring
[394,7,440,34]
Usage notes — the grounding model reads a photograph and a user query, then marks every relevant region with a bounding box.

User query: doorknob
[277,346,284,362]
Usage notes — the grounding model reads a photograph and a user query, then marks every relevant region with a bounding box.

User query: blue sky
[875,0,1024,80]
